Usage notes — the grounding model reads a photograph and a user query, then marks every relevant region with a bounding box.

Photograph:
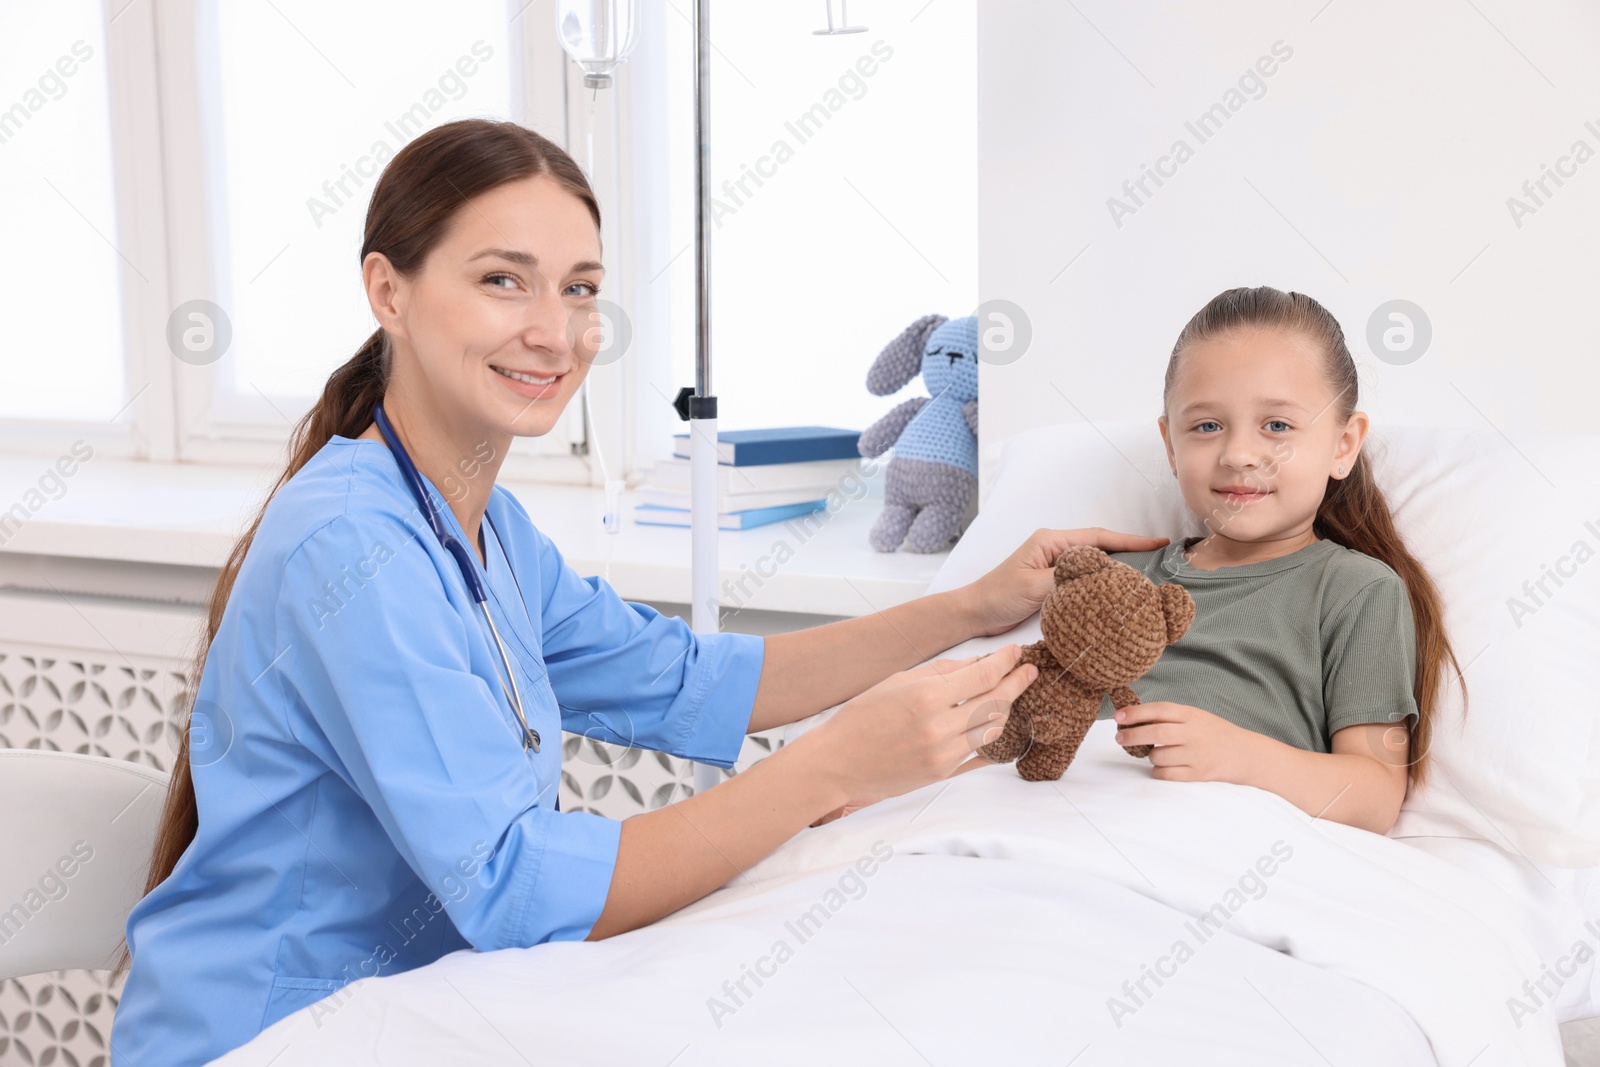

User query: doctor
[110,118,1166,1066]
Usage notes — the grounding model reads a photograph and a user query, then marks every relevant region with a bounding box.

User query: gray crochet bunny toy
[859,314,978,553]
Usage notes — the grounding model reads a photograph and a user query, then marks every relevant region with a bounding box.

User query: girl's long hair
[114,119,600,977]
[1163,285,1466,788]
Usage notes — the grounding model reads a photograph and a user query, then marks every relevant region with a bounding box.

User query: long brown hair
[115,119,600,977]
[1163,285,1466,789]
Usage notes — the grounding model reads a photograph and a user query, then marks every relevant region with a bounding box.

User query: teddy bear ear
[1158,583,1197,644]
[867,314,948,396]
[1053,545,1110,583]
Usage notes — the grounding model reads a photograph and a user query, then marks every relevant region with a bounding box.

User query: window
[0,0,979,480]
[0,4,125,424]
[653,1,978,437]
[194,0,522,424]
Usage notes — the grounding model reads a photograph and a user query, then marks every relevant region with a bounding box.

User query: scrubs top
[110,435,766,1066]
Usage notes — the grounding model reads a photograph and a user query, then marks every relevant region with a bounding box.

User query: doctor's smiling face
[1157,324,1367,565]
[362,173,604,448]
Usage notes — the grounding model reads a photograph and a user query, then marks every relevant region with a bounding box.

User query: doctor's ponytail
[116,119,600,978]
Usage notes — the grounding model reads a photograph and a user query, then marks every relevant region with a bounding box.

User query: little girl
[1093,285,1468,834]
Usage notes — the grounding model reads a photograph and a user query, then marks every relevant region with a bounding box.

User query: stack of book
[634,427,863,530]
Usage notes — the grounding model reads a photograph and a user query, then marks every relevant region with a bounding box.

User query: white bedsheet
[218,721,1565,1066]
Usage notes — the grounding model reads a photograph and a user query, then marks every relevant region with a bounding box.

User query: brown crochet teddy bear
[978,545,1196,781]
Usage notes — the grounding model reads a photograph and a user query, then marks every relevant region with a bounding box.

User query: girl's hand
[961,528,1171,638]
[1113,702,1261,784]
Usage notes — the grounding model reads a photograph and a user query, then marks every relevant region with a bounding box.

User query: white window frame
[162,0,608,482]
[0,0,683,487]
[0,0,174,462]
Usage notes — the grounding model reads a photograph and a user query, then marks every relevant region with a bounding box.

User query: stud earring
[1171,469,1177,478]
[1337,466,1345,476]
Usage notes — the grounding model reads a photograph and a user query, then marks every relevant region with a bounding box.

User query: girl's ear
[1158,583,1197,644]
[867,314,947,396]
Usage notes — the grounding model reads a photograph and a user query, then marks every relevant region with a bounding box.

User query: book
[632,500,827,531]
[637,485,835,512]
[649,455,863,493]
[670,426,861,466]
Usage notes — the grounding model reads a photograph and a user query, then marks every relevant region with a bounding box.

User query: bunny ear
[1159,583,1197,643]
[1053,545,1110,583]
[867,314,947,396]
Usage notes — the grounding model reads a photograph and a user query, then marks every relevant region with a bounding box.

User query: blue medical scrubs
[110,435,765,1066]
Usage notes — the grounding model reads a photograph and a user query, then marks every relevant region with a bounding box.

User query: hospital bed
[205,422,1599,1065]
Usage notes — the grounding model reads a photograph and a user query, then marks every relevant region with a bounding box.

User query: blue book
[671,426,861,466]
[633,499,827,530]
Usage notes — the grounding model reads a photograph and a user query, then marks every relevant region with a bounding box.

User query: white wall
[975,0,1600,488]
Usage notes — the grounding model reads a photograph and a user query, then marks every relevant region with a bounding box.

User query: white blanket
[218,722,1564,1066]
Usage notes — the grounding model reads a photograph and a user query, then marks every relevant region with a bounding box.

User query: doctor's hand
[959,528,1171,638]
[803,645,1035,827]
[1113,701,1258,784]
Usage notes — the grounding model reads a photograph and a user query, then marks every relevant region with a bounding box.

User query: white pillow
[923,421,1600,868]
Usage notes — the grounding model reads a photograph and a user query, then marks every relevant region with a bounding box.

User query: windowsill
[0,456,949,618]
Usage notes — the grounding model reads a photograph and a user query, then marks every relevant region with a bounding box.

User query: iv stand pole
[678,0,723,797]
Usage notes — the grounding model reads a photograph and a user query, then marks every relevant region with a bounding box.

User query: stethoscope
[372,403,541,754]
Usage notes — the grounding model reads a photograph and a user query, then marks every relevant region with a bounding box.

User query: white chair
[0,750,169,978]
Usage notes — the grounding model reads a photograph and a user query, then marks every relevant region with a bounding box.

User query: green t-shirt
[1095,535,1420,753]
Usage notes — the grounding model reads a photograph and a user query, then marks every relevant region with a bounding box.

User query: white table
[0,455,947,622]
